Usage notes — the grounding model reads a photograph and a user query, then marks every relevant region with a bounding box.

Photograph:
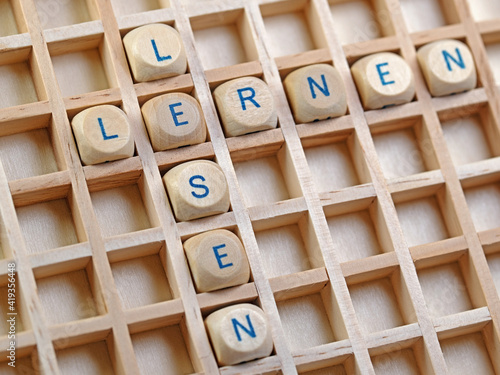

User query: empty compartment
[485,39,500,86]
[17,192,83,254]
[50,36,114,97]
[233,145,300,207]
[131,324,194,374]
[329,0,393,45]
[91,181,153,237]
[57,339,115,374]
[487,252,500,297]
[440,331,495,375]
[301,365,348,374]
[466,0,500,21]
[277,290,337,350]
[395,187,461,247]
[325,199,392,263]
[399,0,458,33]
[464,182,500,232]
[371,348,422,375]
[0,0,23,36]
[417,259,480,318]
[348,271,415,335]
[34,0,97,29]
[261,0,324,57]
[111,0,167,16]
[0,49,43,109]
[254,212,323,278]
[303,131,369,192]
[372,117,438,180]
[37,266,99,325]
[111,253,173,309]
[440,105,500,166]
[192,9,257,70]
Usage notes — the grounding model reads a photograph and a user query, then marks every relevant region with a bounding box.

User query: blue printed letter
[213,244,233,269]
[237,87,261,111]
[169,102,189,126]
[189,175,209,198]
[232,314,256,342]
[151,39,172,62]
[442,48,465,72]
[307,75,330,99]
[98,118,118,140]
[376,62,395,86]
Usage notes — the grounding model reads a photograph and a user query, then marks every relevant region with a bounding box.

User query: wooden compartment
[486,251,500,297]
[302,129,370,192]
[111,0,169,17]
[399,0,459,33]
[370,339,428,375]
[131,323,194,374]
[466,0,500,22]
[394,186,462,248]
[0,352,39,374]
[301,364,349,374]
[50,33,115,97]
[253,211,323,278]
[328,0,393,45]
[371,117,438,180]
[0,284,26,334]
[348,269,416,335]
[463,179,500,233]
[34,0,99,30]
[192,9,258,71]
[261,0,325,58]
[0,0,25,36]
[57,338,115,374]
[483,33,500,86]
[325,199,392,263]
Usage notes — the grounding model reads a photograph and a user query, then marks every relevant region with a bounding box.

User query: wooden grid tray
[0,0,500,373]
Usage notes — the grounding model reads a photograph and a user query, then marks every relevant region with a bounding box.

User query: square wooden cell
[395,191,459,248]
[441,332,496,374]
[349,273,414,335]
[111,254,173,309]
[372,119,437,180]
[57,340,115,374]
[418,261,475,319]
[131,324,194,374]
[37,268,98,325]
[487,252,500,298]
[192,10,257,71]
[485,42,500,86]
[254,214,322,278]
[0,128,59,181]
[234,149,297,207]
[52,45,111,97]
[0,60,40,109]
[111,0,168,16]
[464,183,500,232]
[399,0,458,33]
[329,0,392,45]
[466,0,500,21]
[34,0,95,29]
[261,0,322,57]
[91,184,152,237]
[301,364,348,374]
[17,197,81,254]
[0,0,21,37]
[326,203,389,263]
[371,348,422,375]
[277,293,336,351]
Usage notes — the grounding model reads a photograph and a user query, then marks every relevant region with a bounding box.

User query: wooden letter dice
[142,93,206,151]
[351,52,415,110]
[184,229,250,292]
[123,23,187,82]
[213,77,278,137]
[163,160,230,221]
[284,64,347,123]
[205,304,273,366]
[71,105,134,165]
[417,39,477,97]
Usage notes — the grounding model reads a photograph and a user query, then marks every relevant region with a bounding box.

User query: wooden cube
[213,76,278,137]
[163,160,230,221]
[351,52,415,110]
[141,93,206,151]
[283,64,347,123]
[417,39,477,97]
[205,304,273,366]
[184,229,250,292]
[123,23,187,82]
[71,105,134,165]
